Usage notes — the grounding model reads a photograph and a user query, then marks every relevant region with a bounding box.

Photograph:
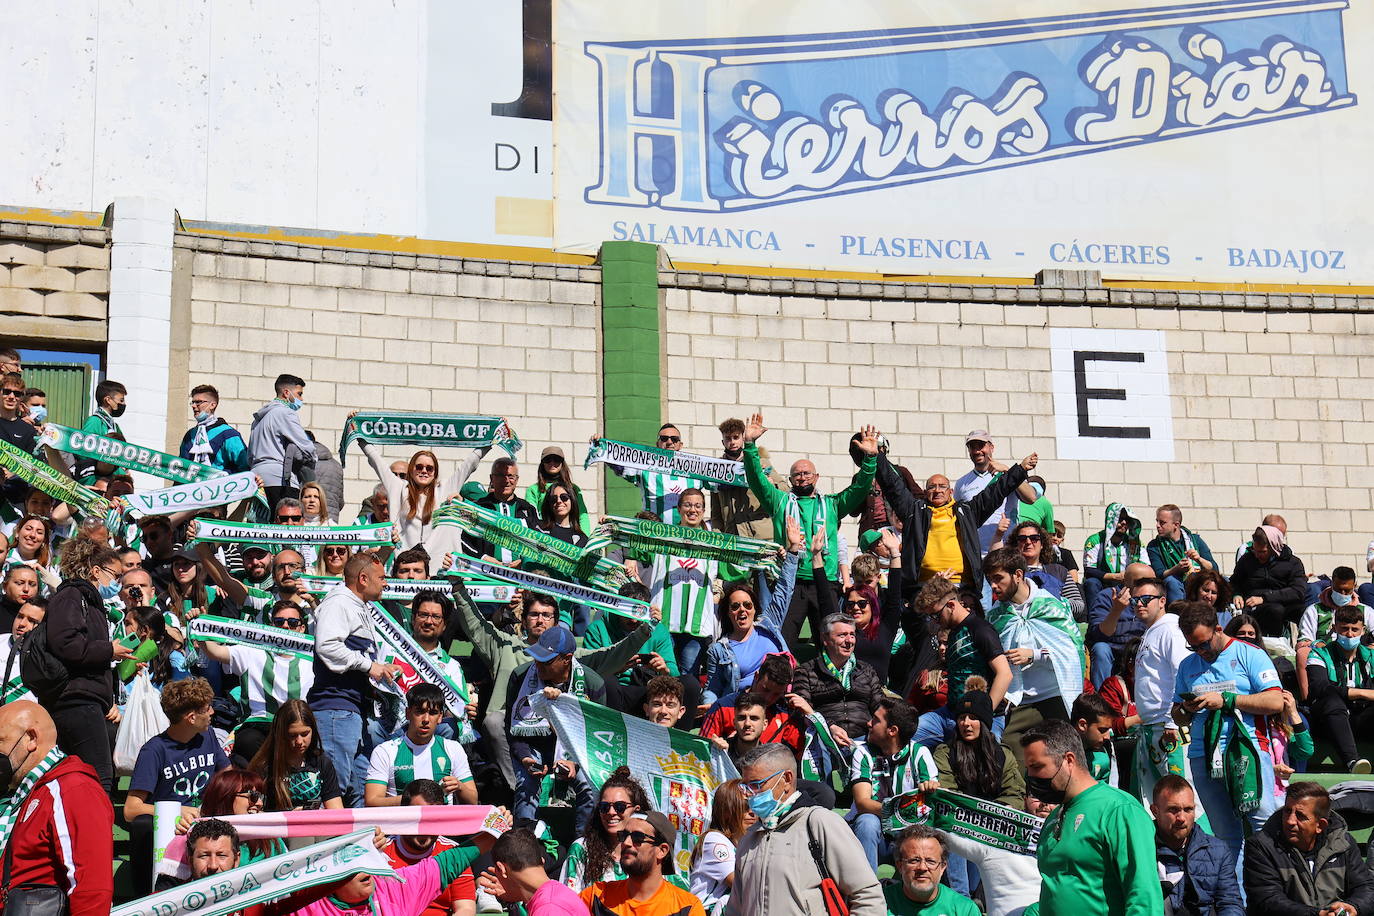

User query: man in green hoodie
[1081,502,1144,615]
[741,413,878,653]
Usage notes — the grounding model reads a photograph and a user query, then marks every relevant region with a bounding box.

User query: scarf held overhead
[41,424,225,485]
[883,788,1043,856]
[584,438,746,487]
[596,515,780,578]
[189,615,314,660]
[189,518,397,547]
[0,438,109,515]
[124,471,260,517]
[339,410,521,466]
[431,499,628,591]
[298,574,456,602]
[444,555,651,622]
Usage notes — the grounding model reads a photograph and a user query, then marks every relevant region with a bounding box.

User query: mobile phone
[1179,692,1197,702]
[635,653,654,664]
[554,762,571,780]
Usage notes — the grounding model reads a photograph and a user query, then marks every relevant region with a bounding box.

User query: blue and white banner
[554,0,1371,283]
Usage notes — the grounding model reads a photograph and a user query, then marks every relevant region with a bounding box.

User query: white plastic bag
[113,672,170,775]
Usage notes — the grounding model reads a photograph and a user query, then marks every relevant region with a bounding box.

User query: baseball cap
[625,812,676,872]
[540,446,566,462]
[524,626,576,662]
[964,429,992,445]
[858,529,883,552]
[241,543,271,557]
[169,547,203,565]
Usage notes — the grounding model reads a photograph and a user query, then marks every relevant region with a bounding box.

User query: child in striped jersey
[365,683,477,806]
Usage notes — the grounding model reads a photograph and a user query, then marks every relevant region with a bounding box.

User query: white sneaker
[1351,758,1372,775]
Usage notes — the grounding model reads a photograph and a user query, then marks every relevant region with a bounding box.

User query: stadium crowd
[1,344,1373,916]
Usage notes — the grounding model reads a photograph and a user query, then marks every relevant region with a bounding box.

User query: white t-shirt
[689,830,736,914]
[1299,602,1374,645]
[365,734,472,797]
[1135,615,1189,727]
[224,645,314,720]
[954,468,1019,555]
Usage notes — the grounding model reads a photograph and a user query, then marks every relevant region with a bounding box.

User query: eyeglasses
[844,599,869,609]
[276,514,303,522]
[658,436,681,444]
[729,600,754,611]
[900,857,943,869]
[738,769,785,797]
[598,800,634,815]
[1185,638,1213,654]
[553,493,572,503]
[413,611,445,623]
[525,610,556,620]
[271,617,305,628]
[1014,534,1042,544]
[615,830,659,847]
[1,388,23,398]
[277,562,304,572]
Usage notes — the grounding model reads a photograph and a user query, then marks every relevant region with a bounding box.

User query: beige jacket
[711,445,785,542]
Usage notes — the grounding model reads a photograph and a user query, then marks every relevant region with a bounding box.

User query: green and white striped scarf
[1155,527,1198,571]
[0,437,108,516]
[597,516,780,577]
[511,660,588,737]
[189,518,396,547]
[821,652,856,690]
[338,411,521,467]
[883,789,1043,855]
[0,747,65,845]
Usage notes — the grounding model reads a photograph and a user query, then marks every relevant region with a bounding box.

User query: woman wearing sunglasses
[539,483,588,547]
[560,766,652,892]
[313,543,353,577]
[1008,522,1083,620]
[171,767,284,868]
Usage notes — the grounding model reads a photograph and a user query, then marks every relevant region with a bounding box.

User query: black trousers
[51,695,113,792]
[1309,695,1374,767]
[783,577,838,653]
[128,814,155,897]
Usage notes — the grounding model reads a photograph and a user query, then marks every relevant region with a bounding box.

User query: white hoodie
[1135,613,1189,726]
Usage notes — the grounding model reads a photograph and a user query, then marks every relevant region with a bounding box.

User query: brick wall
[0,221,110,344]
[661,276,1374,578]
[175,234,605,518]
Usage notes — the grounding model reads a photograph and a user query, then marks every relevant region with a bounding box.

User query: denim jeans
[915,704,1006,749]
[315,708,364,808]
[514,763,597,837]
[1189,752,1278,893]
[1163,576,1187,604]
[1089,641,1118,691]
[852,813,890,871]
[673,633,708,676]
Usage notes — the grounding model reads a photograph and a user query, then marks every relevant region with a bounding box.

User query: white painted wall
[0,0,552,245]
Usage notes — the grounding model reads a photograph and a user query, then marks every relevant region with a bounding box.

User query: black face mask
[0,734,28,793]
[723,448,742,460]
[792,484,815,497]
[1025,763,1067,805]
[109,403,127,418]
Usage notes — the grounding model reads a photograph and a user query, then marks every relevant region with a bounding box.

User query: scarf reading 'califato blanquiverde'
[584,437,746,487]
[188,615,314,660]
[883,788,1043,856]
[368,601,470,717]
[595,515,781,577]
[189,518,396,547]
[0,438,109,515]
[431,499,629,591]
[0,746,65,845]
[40,424,224,486]
[339,410,521,467]
[444,555,652,622]
[298,574,456,602]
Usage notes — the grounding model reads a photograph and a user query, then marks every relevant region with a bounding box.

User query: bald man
[875,446,1038,599]
[1086,561,1156,689]
[0,701,114,915]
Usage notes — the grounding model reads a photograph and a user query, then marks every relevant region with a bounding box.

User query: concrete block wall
[173,234,605,521]
[0,220,110,344]
[660,275,1374,579]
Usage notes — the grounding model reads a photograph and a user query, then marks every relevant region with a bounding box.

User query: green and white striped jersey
[224,644,314,720]
[617,469,716,525]
[365,733,472,798]
[650,553,722,638]
[847,738,937,816]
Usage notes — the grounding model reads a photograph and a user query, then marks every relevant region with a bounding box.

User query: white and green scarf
[0,747,65,844]
[821,652,856,690]
[596,515,780,577]
[585,438,745,487]
[445,555,651,622]
[988,583,1084,707]
[189,615,314,660]
[298,574,454,602]
[339,410,521,466]
[41,424,224,485]
[124,471,259,517]
[0,438,108,515]
[190,518,396,547]
[510,660,588,737]
[369,601,470,719]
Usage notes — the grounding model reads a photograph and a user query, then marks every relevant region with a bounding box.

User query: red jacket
[4,756,113,916]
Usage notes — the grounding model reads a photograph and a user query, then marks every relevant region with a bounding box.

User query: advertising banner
[554,0,1372,283]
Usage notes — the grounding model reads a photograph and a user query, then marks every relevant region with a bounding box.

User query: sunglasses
[844,598,869,609]
[0,388,23,398]
[553,493,572,503]
[729,600,754,611]
[276,514,303,521]
[598,800,634,815]
[324,547,348,555]
[658,436,681,444]
[1014,534,1041,543]
[1129,594,1161,606]
[412,464,436,473]
[615,830,660,847]
[271,617,305,628]
[236,790,266,806]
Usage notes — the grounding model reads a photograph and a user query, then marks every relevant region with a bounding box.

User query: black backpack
[19,618,69,702]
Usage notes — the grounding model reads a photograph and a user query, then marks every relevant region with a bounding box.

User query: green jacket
[452,583,651,710]
[582,615,679,682]
[742,442,875,580]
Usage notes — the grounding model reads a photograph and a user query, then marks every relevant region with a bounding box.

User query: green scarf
[40,424,223,485]
[339,410,521,466]
[1155,528,1197,570]
[883,788,1043,855]
[595,515,780,577]
[188,615,314,660]
[1204,701,1263,816]
[510,659,588,736]
[584,437,746,487]
[0,747,66,844]
[821,652,855,690]
[431,499,628,591]
[0,438,108,515]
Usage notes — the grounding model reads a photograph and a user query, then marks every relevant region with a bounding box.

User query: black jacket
[875,455,1027,595]
[45,578,117,708]
[792,653,884,738]
[1243,809,1374,916]
[1230,546,1308,620]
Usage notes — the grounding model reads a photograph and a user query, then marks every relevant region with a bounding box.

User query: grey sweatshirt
[249,399,316,487]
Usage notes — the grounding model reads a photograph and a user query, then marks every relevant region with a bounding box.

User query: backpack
[19,618,69,702]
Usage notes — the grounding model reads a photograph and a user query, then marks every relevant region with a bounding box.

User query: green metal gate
[21,363,91,429]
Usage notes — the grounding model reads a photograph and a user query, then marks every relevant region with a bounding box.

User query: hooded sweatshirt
[248,399,316,487]
[1082,502,1144,579]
